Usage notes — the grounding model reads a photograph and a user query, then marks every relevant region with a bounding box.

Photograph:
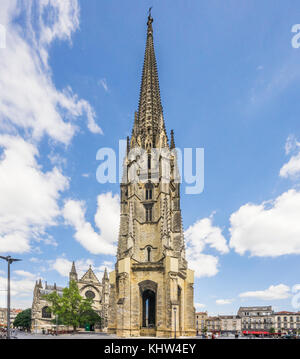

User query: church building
[31,262,109,333]
[108,13,196,337]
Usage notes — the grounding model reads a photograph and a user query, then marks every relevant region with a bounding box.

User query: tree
[43,280,93,332]
[79,309,102,329]
[13,308,31,331]
[269,327,275,334]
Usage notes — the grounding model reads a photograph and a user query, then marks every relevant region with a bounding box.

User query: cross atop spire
[136,10,164,144]
[147,8,153,35]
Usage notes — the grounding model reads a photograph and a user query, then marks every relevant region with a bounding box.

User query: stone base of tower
[108,328,196,338]
[108,257,196,338]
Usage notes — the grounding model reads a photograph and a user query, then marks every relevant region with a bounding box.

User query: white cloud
[185,215,228,278]
[50,257,72,277]
[230,136,300,257]
[239,284,291,301]
[0,272,37,308]
[29,257,40,263]
[284,135,300,155]
[14,270,36,279]
[280,152,300,179]
[249,60,300,108]
[98,78,109,92]
[63,192,120,255]
[48,152,67,169]
[0,136,69,253]
[186,253,220,278]
[229,189,300,257]
[50,257,113,280]
[195,303,206,310]
[51,257,93,278]
[292,284,300,293]
[280,137,300,179]
[185,217,229,254]
[0,0,101,145]
[216,299,233,305]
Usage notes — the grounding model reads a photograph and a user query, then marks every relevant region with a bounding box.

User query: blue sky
[0,0,300,315]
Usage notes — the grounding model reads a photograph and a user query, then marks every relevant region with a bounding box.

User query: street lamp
[174,307,177,339]
[56,314,58,336]
[0,255,22,339]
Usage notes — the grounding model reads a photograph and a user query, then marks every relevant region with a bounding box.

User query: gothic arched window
[85,290,95,299]
[42,306,51,319]
[145,205,152,222]
[145,183,153,200]
[147,247,151,262]
[146,188,152,200]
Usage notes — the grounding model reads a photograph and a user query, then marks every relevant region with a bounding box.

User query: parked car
[282,334,297,339]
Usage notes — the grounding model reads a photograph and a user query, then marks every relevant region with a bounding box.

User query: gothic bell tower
[108,12,196,337]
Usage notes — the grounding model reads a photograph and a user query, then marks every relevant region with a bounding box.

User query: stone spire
[108,12,196,338]
[103,267,108,280]
[136,11,164,144]
[69,261,78,282]
[170,130,175,149]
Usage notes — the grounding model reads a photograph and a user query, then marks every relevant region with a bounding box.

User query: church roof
[37,280,64,297]
[79,265,101,284]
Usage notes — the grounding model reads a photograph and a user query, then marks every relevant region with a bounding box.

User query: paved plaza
[0,330,279,339]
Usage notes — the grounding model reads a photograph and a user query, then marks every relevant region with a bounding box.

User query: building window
[146,188,152,200]
[145,206,152,222]
[42,306,51,319]
[147,247,151,262]
[145,182,153,201]
[85,290,95,299]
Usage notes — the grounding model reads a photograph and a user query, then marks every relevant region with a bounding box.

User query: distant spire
[170,130,175,149]
[127,136,130,155]
[70,261,77,274]
[104,267,108,280]
[38,279,42,288]
[69,261,78,282]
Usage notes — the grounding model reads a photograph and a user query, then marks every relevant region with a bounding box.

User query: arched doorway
[142,289,156,328]
[139,280,157,335]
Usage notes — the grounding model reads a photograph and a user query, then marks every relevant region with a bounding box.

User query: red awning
[242,331,269,335]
